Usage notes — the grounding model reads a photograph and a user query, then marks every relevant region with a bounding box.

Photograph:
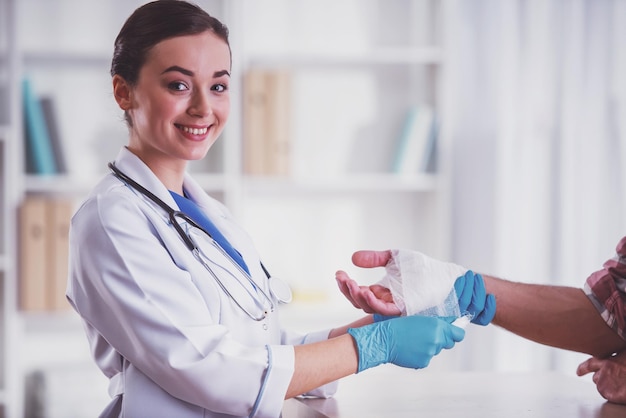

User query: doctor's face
[117,30,231,170]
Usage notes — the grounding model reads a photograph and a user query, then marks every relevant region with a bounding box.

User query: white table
[282,368,626,417]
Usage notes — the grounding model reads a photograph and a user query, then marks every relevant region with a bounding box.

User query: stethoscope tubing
[108,162,277,321]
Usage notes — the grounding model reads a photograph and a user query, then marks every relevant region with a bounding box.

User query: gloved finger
[445,321,466,345]
[472,293,496,325]
[577,357,604,376]
[453,274,465,304]
[455,270,475,312]
[466,273,487,317]
[352,250,393,269]
[432,317,465,348]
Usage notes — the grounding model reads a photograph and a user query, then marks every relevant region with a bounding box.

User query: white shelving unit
[1,0,22,415]
[0,0,450,415]
[234,0,450,317]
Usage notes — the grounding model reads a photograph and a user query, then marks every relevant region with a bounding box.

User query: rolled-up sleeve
[584,236,626,340]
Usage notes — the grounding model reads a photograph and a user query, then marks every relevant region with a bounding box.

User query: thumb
[577,357,602,376]
[436,316,466,344]
[352,250,393,268]
[445,321,466,344]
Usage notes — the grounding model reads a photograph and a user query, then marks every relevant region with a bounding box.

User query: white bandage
[378,249,467,317]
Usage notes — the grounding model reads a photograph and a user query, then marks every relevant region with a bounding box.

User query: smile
[177,124,209,135]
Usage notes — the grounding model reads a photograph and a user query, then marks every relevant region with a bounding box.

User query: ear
[112,74,133,111]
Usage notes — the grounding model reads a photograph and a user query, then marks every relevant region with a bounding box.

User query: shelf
[247,47,443,69]
[25,173,437,195]
[24,174,101,195]
[25,172,232,195]
[22,51,110,69]
[242,173,438,194]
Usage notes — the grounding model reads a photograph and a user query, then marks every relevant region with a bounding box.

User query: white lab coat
[67,147,337,418]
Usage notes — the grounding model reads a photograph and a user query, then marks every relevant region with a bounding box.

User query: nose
[188,90,213,118]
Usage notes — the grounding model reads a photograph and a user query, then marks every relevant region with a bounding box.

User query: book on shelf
[22,77,57,175]
[46,197,73,310]
[242,68,291,176]
[19,195,74,312]
[19,196,49,311]
[40,96,67,174]
[392,105,438,175]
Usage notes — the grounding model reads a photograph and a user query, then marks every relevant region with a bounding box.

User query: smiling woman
[65,1,492,417]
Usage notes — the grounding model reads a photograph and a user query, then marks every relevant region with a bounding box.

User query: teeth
[180,125,208,135]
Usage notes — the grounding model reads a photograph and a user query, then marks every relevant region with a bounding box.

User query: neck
[126,146,186,194]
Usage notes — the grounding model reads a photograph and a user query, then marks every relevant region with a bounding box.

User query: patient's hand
[577,350,626,404]
[335,250,402,316]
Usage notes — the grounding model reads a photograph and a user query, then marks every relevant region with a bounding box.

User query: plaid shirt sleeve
[584,236,626,341]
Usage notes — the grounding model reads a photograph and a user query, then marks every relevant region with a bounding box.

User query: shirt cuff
[251,344,294,418]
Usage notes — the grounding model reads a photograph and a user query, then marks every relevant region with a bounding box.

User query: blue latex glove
[373,313,397,322]
[454,270,496,325]
[347,315,465,373]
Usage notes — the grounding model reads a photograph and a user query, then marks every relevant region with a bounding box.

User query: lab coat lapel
[113,147,180,211]
[182,174,265,283]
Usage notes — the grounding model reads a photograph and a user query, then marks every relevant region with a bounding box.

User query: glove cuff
[347,323,388,373]
[373,313,398,322]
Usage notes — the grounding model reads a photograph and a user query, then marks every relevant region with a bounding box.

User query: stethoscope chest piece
[269,276,292,304]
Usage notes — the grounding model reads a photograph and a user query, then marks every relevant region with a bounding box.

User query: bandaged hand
[336,249,496,325]
[347,315,465,372]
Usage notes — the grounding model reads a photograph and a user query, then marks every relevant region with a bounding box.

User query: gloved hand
[347,315,465,373]
[454,270,496,325]
[372,313,397,322]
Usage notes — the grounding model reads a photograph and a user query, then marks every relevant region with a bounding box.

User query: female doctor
[67,2,489,417]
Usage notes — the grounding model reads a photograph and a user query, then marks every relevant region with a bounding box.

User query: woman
[67,2,485,417]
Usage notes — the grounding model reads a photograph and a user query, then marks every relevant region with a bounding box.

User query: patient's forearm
[484,275,625,357]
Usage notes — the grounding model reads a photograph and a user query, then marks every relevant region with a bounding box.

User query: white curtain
[445,0,626,373]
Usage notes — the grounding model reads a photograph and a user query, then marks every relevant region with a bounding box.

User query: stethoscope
[108,162,292,322]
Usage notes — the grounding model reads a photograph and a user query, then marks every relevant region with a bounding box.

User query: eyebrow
[161,66,230,78]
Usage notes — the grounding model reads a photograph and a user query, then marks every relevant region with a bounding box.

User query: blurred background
[0,0,624,416]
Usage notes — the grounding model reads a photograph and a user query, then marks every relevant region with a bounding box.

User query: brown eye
[168,81,188,91]
[212,83,227,93]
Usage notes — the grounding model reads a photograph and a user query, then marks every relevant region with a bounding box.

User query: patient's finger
[363,290,402,316]
[352,250,393,269]
[335,272,360,308]
[346,283,377,314]
[369,284,395,303]
[577,357,603,376]
[336,272,376,312]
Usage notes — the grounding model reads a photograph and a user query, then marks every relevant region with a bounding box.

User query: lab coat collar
[113,146,184,212]
[112,147,227,219]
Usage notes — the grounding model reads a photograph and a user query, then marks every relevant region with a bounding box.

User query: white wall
[446,0,626,375]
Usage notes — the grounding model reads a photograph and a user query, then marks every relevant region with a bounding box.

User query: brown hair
[111,0,230,85]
